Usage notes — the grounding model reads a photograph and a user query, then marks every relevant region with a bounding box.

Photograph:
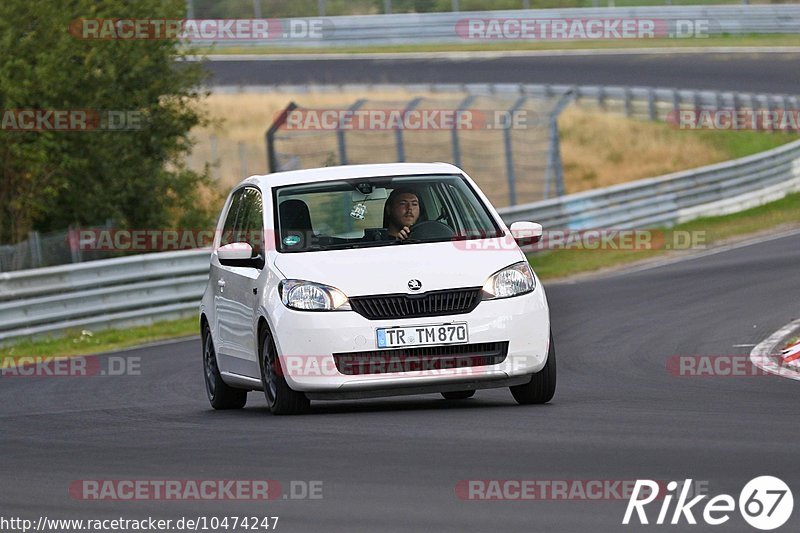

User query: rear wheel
[510,331,556,405]
[202,324,247,410]
[259,327,310,415]
[441,390,475,400]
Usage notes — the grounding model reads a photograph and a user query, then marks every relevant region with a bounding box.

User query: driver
[384,188,420,241]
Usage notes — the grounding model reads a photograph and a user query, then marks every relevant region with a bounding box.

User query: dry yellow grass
[559,106,729,194]
[188,91,754,206]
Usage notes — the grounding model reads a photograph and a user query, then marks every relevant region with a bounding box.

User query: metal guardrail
[498,138,800,229]
[0,250,210,343]
[195,5,800,48]
[2,82,799,342]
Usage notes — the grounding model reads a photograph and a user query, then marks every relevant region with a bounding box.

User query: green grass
[529,191,800,280]
[1,317,198,363]
[194,34,800,56]
[689,130,800,160]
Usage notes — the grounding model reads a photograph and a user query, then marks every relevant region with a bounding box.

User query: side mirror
[217,242,264,269]
[509,221,543,246]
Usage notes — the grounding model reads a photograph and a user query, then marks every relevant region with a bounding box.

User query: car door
[215,187,263,376]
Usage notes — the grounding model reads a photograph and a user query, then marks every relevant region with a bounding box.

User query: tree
[0,0,214,244]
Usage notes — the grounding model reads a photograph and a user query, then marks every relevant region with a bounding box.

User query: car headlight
[279,280,351,311]
[482,262,536,300]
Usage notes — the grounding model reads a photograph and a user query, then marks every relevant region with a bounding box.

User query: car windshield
[274,174,503,252]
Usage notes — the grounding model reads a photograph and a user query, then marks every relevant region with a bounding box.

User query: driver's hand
[396,225,411,241]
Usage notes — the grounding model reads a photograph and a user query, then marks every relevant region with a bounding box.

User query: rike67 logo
[623,477,793,530]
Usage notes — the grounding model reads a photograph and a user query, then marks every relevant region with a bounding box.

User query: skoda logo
[407,279,422,292]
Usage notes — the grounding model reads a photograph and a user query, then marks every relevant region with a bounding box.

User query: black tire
[510,331,557,405]
[259,327,310,415]
[441,390,476,400]
[202,324,247,410]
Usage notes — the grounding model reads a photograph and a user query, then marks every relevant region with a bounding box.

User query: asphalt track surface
[205,52,799,93]
[2,231,799,532]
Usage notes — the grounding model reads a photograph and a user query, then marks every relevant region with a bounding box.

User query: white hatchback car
[200,163,554,414]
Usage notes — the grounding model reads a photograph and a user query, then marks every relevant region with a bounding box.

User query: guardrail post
[503,96,527,206]
[693,90,701,112]
[338,99,366,165]
[396,97,423,162]
[265,101,298,173]
[451,95,475,168]
[598,86,606,110]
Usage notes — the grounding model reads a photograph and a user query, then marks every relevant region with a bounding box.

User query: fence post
[28,231,42,269]
[544,89,575,199]
[210,134,219,179]
[396,97,423,162]
[672,89,680,118]
[648,88,657,121]
[238,142,248,178]
[624,87,632,117]
[503,96,527,206]
[265,101,298,173]
[69,225,82,264]
[451,95,475,168]
[338,99,366,165]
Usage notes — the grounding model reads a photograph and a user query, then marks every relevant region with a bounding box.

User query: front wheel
[510,331,556,405]
[202,324,247,410]
[259,327,310,415]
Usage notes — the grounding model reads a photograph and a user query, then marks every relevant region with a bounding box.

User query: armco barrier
[0,249,210,343]
[193,5,800,48]
[2,138,799,344]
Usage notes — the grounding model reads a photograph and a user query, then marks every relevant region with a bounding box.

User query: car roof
[239,162,463,189]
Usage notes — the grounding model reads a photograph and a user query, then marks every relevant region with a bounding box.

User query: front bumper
[270,285,550,393]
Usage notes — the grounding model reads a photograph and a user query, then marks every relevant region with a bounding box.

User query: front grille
[349,287,482,320]
[333,342,508,375]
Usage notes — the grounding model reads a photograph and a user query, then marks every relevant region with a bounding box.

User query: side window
[236,188,264,254]
[220,189,245,247]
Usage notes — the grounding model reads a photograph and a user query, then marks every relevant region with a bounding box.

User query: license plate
[376,323,468,349]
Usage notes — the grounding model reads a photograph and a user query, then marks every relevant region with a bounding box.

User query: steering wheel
[409,220,456,240]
